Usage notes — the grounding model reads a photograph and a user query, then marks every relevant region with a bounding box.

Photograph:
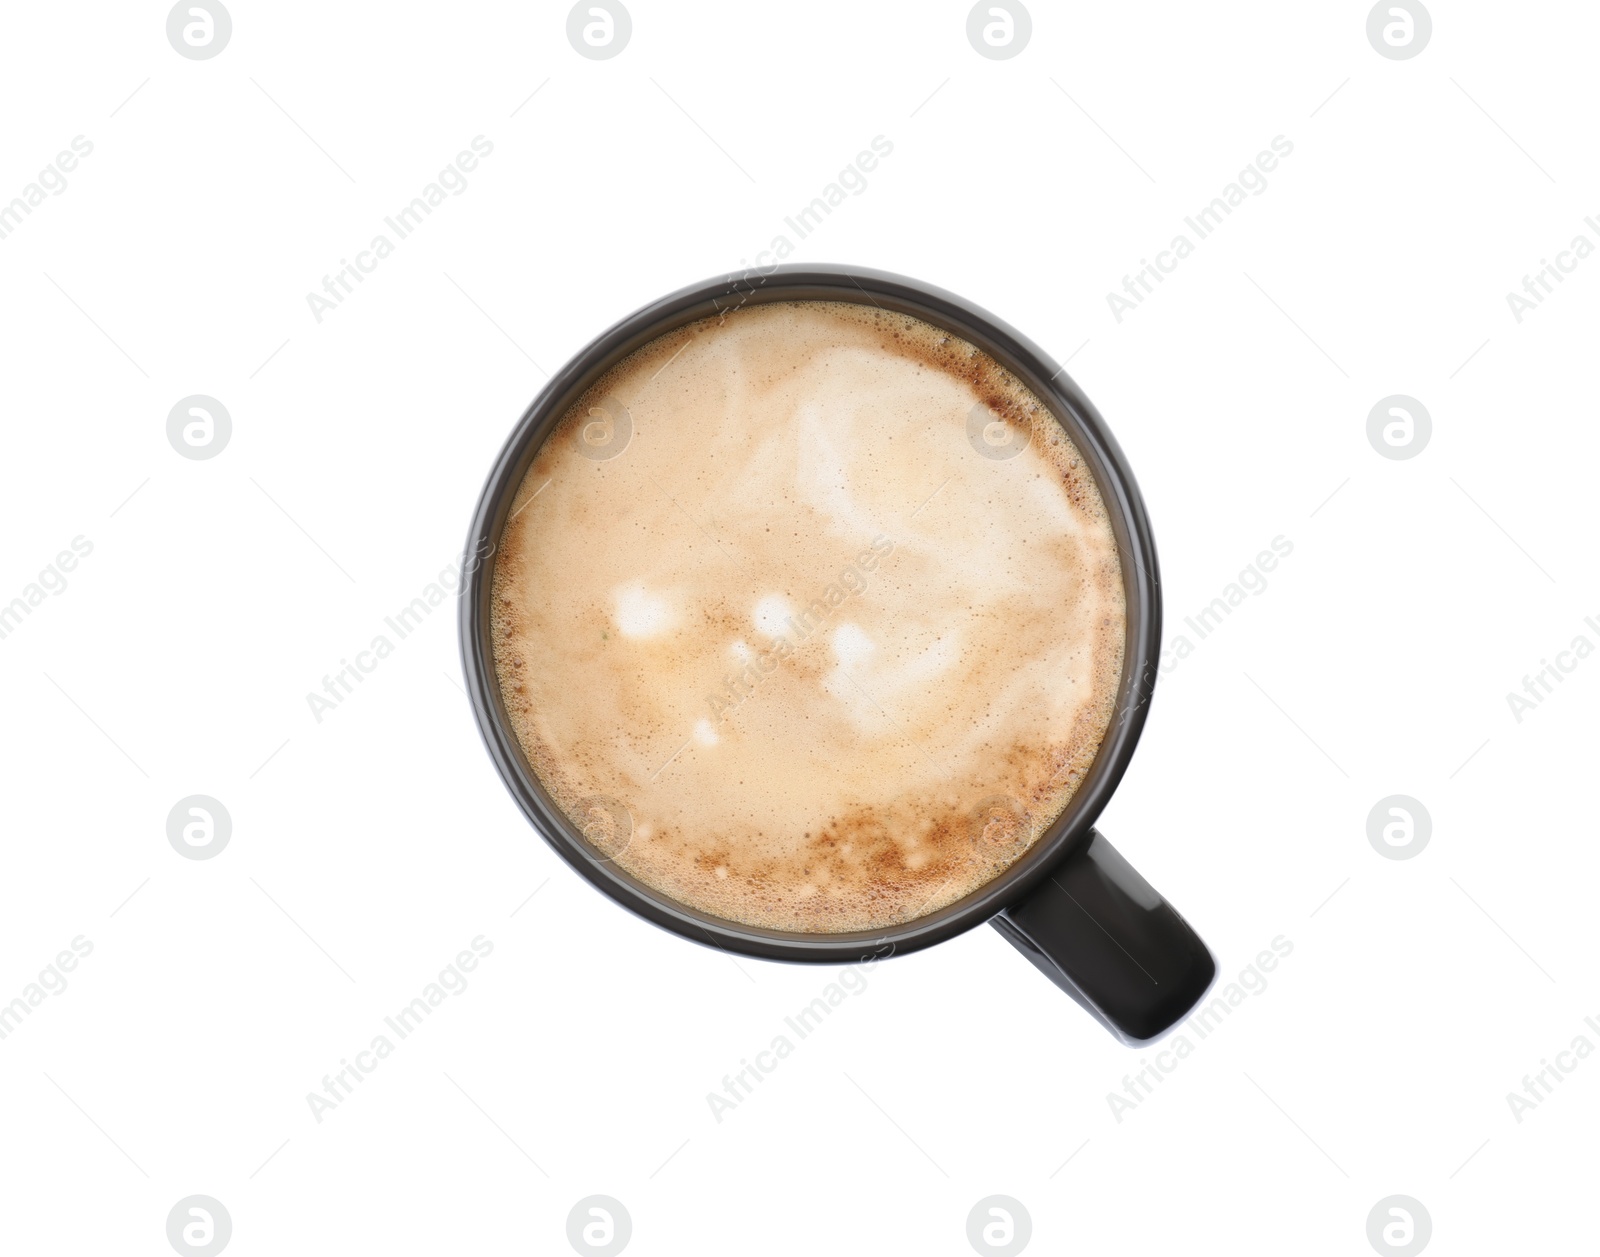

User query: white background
[1,1,1596,1253]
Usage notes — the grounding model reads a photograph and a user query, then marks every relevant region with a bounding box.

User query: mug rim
[459,264,1162,962]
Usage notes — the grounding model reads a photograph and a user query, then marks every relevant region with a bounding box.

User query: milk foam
[491,301,1125,933]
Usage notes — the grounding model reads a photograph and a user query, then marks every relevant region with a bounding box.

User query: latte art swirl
[492,301,1125,932]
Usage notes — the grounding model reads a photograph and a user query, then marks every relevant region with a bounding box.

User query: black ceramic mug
[459,265,1215,1043]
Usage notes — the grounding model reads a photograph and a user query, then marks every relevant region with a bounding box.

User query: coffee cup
[460,265,1214,1042]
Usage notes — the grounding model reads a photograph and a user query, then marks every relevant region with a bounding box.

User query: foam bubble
[831,622,875,668]
[753,594,792,638]
[613,582,674,639]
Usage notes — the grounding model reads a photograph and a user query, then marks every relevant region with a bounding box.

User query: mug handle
[990,830,1215,1043]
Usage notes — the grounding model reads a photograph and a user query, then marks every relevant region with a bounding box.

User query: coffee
[491,300,1125,933]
